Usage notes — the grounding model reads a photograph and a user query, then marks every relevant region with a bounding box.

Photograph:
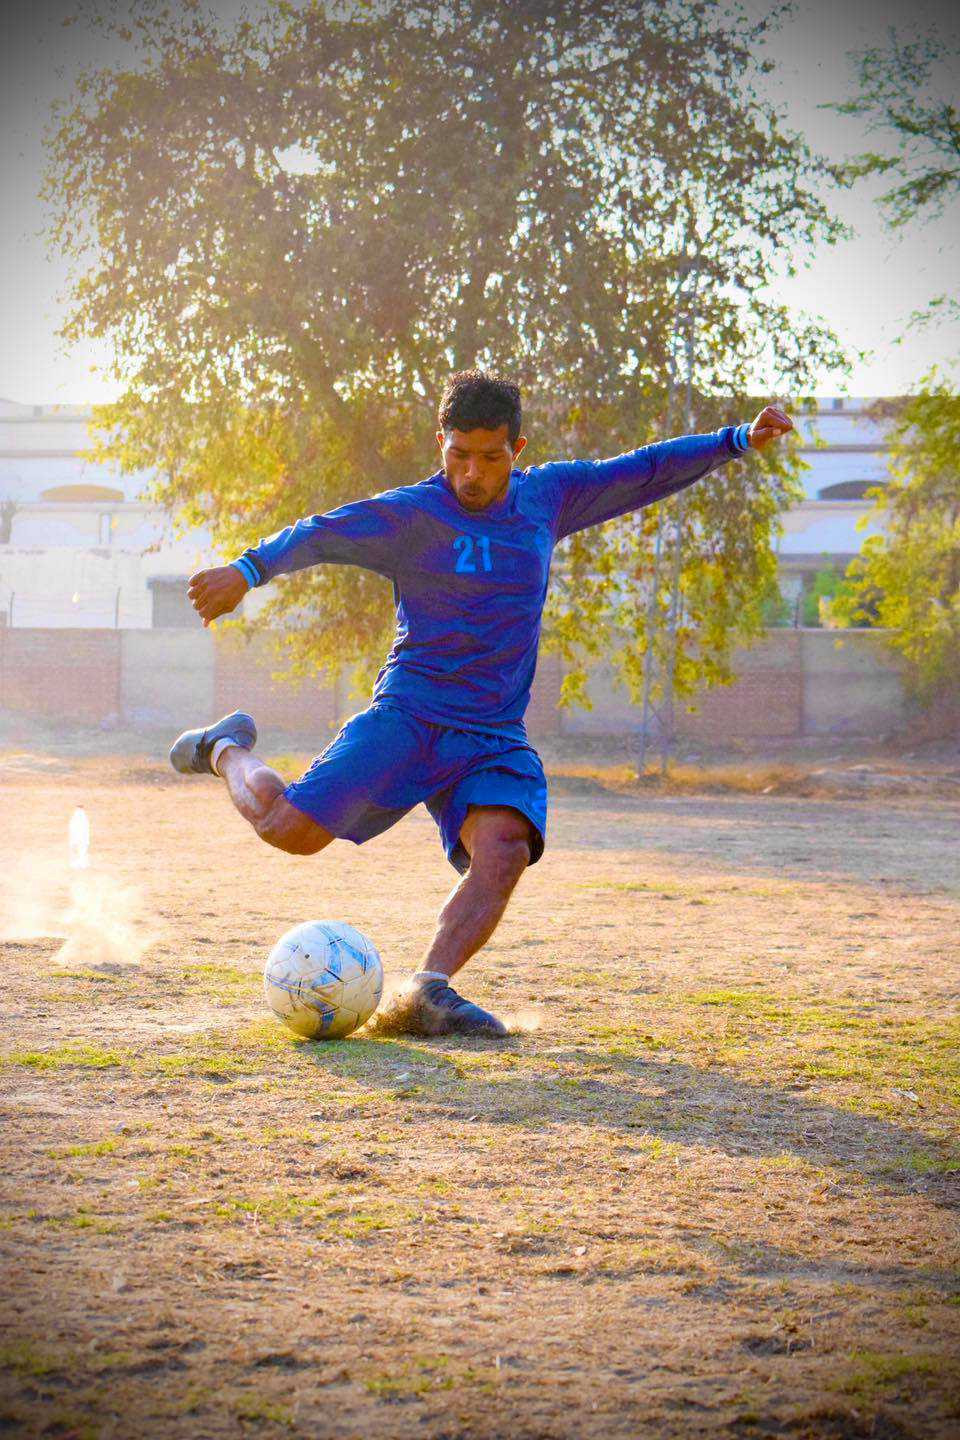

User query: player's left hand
[748,404,793,450]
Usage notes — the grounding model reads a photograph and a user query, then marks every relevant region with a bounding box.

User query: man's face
[437,424,527,512]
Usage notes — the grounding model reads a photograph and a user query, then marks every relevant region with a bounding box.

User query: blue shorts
[283,703,548,873]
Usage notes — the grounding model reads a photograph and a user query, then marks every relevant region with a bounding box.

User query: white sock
[210,737,239,776]
[411,970,449,986]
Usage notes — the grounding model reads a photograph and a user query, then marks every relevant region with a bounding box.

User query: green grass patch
[363,1355,501,1399]
[50,1138,122,1160]
[834,1349,943,1401]
[147,1021,306,1079]
[183,962,258,1004]
[0,1340,64,1377]
[155,1049,255,1079]
[211,1189,415,1237]
[366,1368,448,1398]
[909,1149,960,1175]
[672,990,960,1107]
[213,1190,337,1224]
[257,1124,316,1144]
[66,1206,119,1233]
[235,1394,295,1428]
[2,1044,125,1071]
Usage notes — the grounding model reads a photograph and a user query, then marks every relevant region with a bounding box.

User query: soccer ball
[263,921,383,1040]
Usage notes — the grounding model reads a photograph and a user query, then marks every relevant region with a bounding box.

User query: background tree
[829,29,959,697]
[832,383,960,696]
[830,30,960,328]
[46,0,845,706]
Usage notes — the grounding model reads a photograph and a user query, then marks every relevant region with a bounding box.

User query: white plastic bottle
[68,807,90,870]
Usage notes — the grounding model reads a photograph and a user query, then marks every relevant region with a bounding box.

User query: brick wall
[0,627,122,725]
[0,625,948,743]
[122,629,214,728]
[525,650,565,737]
[678,633,805,741]
[551,630,921,743]
[559,635,806,741]
[213,631,341,742]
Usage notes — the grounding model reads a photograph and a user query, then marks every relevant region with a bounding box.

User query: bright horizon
[2,0,957,406]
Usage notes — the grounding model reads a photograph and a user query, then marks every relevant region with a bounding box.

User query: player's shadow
[300,1038,957,1211]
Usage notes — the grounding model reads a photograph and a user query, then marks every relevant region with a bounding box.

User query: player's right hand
[187,565,249,627]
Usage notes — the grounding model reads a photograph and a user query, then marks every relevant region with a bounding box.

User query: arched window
[817,481,886,501]
[39,484,125,503]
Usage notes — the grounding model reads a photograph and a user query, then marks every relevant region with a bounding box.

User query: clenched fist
[748,404,793,450]
[187,565,249,627]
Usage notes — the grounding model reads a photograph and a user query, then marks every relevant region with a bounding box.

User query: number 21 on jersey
[453,534,492,573]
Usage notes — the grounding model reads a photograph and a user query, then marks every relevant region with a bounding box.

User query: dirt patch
[1,760,958,1438]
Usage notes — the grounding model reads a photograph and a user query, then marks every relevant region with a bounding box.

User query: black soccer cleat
[409,979,508,1038]
[169,710,258,775]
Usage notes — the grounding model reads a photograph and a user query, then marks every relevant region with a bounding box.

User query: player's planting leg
[386,805,532,1038]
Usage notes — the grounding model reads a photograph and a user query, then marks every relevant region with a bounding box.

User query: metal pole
[637,282,684,776]
[636,253,701,779]
[660,262,700,777]
[637,508,665,774]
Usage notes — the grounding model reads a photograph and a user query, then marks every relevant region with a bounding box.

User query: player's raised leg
[401,805,532,1037]
[169,710,332,856]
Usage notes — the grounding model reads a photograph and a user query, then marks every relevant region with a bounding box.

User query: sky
[1,0,958,405]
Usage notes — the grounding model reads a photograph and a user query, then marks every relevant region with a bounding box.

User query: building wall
[0,626,939,744]
[561,630,914,742]
[680,635,806,741]
[0,543,217,629]
[0,627,123,724]
[120,629,215,729]
[213,631,342,741]
[799,629,905,736]
[776,500,886,568]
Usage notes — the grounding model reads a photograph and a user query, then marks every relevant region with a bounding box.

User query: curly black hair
[438,370,523,445]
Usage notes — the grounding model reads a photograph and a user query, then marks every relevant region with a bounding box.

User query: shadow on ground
[294,1035,959,1212]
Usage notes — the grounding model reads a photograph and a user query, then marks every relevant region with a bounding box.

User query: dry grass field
[1,748,958,1439]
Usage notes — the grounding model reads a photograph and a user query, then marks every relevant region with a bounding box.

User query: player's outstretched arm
[188,565,248,628]
[539,403,794,540]
[223,490,414,598]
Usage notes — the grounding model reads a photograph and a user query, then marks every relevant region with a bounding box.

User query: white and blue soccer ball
[263,921,383,1040]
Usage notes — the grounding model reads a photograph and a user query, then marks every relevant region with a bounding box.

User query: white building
[0,395,894,629]
[776,397,892,613]
[0,398,211,628]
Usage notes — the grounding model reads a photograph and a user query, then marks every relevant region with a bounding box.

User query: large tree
[830,29,960,328]
[828,28,959,697]
[46,0,845,705]
[831,30,960,225]
[832,383,960,696]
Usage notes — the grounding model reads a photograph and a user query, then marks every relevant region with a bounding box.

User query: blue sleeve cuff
[231,557,260,588]
[731,422,751,454]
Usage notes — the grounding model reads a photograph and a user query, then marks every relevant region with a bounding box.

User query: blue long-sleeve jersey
[232,424,751,737]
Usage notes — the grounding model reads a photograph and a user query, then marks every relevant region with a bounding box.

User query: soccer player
[171,372,792,1036]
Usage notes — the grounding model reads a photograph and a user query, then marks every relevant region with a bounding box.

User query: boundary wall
[0,626,947,744]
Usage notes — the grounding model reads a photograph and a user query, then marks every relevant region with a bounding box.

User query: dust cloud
[503,1004,543,1035]
[0,853,161,971]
